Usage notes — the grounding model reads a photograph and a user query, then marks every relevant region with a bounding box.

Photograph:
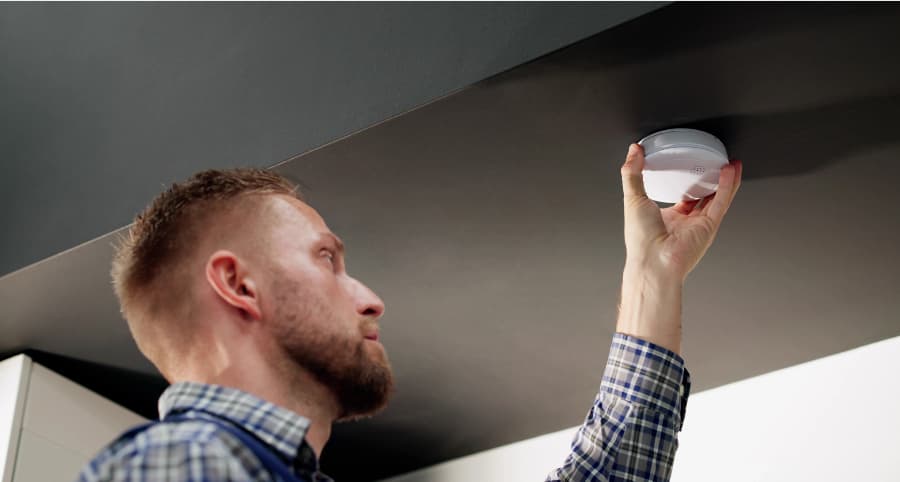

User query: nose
[353,277,385,320]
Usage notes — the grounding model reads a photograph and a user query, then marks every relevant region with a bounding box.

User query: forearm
[616,263,684,356]
[545,267,690,482]
[546,143,735,481]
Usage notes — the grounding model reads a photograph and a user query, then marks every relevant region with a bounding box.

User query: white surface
[671,334,900,482]
[382,334,900,482]
[0,356,147,482]
[21,364,145,459]
[12,430,85,482]
[638,128,728,157]
[385,426,578,482]
[638,128,729,203]
[0,356,29,482]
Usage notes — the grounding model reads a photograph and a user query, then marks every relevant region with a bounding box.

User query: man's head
[111,168,393,420]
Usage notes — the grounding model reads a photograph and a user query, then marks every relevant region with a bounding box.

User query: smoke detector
[637,128,729,203]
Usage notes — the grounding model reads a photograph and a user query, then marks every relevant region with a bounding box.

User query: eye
[320,249,336,266]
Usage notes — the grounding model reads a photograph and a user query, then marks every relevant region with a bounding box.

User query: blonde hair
[111,168,302,370]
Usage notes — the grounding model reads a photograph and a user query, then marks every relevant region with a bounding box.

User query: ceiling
[3,3,900,481]
[0,2,663,276]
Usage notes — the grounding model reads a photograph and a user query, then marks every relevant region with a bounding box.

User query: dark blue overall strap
[111,413,307,482]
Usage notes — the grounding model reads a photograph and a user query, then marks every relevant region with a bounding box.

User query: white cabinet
[0,355,146,482]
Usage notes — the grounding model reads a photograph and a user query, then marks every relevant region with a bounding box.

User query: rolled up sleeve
[546,333,691,482]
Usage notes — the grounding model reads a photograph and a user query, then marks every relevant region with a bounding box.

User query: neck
[176,329,339,459]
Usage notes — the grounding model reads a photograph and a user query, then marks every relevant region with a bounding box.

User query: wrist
[617,265,684,355]
[623,254,686,283]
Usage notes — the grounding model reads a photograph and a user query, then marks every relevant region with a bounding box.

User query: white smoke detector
[637,128,729,203]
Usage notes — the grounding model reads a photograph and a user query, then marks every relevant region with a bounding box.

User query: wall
[0,356,27,482]
[383,334,900,481]
[0,355,146,481]
[671,334,900,481]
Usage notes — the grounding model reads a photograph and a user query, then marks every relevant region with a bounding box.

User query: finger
[706,160,742,224]
[672,198,701,215]
[621,143,648,199]
[692,195,713,216]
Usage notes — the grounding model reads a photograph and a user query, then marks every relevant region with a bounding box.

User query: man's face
[258,195,393,420]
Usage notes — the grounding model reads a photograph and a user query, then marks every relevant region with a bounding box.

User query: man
[78,144,742,481]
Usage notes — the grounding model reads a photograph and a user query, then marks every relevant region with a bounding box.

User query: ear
[205,250,263,321]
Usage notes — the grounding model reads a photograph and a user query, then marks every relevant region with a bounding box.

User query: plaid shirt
[78,382,331,482]
[546,333,691,482]
[78,333,689,482]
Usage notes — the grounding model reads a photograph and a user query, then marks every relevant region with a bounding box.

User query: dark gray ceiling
[3,3,900,481]
[0,1,664,276]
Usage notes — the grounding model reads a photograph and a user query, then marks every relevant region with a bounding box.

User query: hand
[621,143,743,282]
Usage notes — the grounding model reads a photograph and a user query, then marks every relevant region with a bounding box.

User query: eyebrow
[320,232,345,256]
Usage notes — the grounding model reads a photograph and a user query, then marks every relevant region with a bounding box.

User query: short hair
[111,167,302,369]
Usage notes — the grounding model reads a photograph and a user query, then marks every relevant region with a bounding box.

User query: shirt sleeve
[76,423,259,482]
[545,333,691,482]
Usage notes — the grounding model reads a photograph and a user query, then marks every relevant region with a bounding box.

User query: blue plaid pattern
[78,333,688,481]
[77,382,331,481]
[546,333,691,482]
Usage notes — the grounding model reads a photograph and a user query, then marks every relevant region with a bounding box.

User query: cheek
[301,262,346,301]
[270,266,356,332]
[270,268,319,321]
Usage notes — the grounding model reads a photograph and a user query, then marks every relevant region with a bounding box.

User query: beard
[270,275,395,421]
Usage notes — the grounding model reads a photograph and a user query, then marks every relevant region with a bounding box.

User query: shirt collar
[158,381,314,470]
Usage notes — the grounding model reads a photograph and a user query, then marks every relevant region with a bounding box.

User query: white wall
[385,426,579,482]
[384,335,900,482]
[0,356,29,482]
[0,355,146,481]
[671,334,900,482]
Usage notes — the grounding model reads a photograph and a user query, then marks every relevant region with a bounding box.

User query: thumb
[621,143,648,200]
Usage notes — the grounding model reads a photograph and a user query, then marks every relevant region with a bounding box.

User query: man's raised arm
[547,144,742,482]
